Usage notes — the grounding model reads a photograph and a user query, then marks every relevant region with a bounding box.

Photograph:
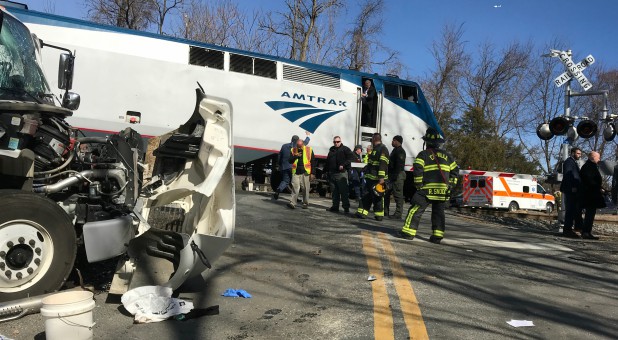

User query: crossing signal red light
[549,116,570,135]
[576,119,597,139]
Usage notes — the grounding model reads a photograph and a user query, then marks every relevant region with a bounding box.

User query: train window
[470,179,478,188]
[189,46,224,69]
[230,54,253,74]
[254,58,276,79]
[384,82,399,98]
[401,85,418,102]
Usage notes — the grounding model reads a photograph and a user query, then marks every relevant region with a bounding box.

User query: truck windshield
[0,10,50,102]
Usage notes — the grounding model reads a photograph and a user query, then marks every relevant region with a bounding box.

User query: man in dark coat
[361,79,376,127]
[560,147,583,238]
[385,135,406,219]
[579,151,604,240]
[325,136,355,213]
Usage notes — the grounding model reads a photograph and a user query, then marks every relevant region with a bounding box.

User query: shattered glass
[0,11,50,102]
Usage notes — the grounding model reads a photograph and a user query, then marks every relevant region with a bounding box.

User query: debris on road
[506,320,535,327]
[313,249,322,255]
[367,275,377,281]
[222,289,253,298]
[121,286,193,323]
[174,305,219,321]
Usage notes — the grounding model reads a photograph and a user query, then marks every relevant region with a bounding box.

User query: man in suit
[361,79,376,127]
[579,151,605,240]
[560,147,583,238]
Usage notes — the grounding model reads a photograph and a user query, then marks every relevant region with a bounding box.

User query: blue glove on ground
[222,289,252,298]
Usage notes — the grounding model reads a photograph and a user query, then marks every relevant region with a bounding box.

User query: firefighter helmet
[422,127,445,143]
[373,182,387,196]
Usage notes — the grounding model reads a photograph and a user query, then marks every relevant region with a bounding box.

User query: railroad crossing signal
[546,49,595,90]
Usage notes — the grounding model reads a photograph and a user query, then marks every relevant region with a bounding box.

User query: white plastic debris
[367,275,377,281]
[506,320,534,327]
[121,285,193,323]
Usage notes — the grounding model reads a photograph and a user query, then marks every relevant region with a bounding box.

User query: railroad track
[454,206,618,224]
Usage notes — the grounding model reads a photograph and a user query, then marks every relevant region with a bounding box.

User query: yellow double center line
[361,231,429,340]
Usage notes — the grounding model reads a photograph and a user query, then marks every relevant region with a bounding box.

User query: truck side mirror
[58,53,74,90]
[62,92,80,110]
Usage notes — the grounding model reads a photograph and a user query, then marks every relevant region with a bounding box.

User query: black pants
[330,172,350,211]
[401,192,446,239]
[357,179,384,217]
[582,206,596,234]
[562,192,583,230]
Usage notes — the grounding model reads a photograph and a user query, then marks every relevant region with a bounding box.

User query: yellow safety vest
[291,146,312,175]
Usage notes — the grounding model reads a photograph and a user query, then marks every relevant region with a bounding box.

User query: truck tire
[508,201,519,212]
[546,202,554,214]
[0,190,77,302]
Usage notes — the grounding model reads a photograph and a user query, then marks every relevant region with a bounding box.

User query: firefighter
[356,133,389,220]
[398,128,459,243]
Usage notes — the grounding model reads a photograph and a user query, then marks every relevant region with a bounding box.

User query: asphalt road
[1,190,617,339]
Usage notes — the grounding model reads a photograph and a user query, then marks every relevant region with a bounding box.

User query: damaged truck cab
[0,7,234,302]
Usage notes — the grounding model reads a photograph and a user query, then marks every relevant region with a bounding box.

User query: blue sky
[24,0,618,78]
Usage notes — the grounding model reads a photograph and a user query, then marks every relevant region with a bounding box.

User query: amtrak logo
[265,92,347,133]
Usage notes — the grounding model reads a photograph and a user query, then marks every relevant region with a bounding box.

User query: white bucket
[40,290,96,340]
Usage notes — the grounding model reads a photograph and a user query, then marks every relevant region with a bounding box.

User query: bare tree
[149,0,183,35]
[86,0,155,30]
[260,0,343,62]
[515,40,567,173]
[572,64,618,160]
[43,0,56,14]
[176,0,276,54]
[336,0,397,73]
[421,22,469,130]
[462,40,532,137]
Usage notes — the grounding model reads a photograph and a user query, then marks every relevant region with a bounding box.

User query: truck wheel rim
[0,220,54,291]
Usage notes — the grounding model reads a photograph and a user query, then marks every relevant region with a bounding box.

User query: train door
[356,78,382,147]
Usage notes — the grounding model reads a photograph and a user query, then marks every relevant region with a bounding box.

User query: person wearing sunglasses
[326,136,355,213]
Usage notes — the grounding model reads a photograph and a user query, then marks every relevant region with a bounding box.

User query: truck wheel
[508,201,519,212]
[546,202,554,214]
[0,190,77,302]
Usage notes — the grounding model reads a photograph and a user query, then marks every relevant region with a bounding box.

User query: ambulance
[460,170,555,213]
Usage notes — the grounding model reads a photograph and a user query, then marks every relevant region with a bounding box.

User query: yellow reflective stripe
[380,156,389,162]
[378,171,386,176]
[426,195,448,201]
[415,158,425,166]
[449,162,457,170]
[433,230,444,237]
[423,164,452,171]
[414,178,423,183]
[423,182,448,188]
[375,210,384,217]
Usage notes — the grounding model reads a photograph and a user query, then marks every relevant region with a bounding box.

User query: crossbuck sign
[548,49,595,90]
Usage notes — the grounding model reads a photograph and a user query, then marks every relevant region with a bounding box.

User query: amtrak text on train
[281,92,347,107]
